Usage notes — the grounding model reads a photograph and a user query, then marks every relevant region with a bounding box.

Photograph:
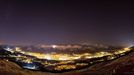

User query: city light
[52,45,57,49]
[0,45,133,72]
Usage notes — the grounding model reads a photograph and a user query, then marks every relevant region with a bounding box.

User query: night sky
[0,0,134,45]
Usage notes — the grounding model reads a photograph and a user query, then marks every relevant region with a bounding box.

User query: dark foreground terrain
[0,51,134,75]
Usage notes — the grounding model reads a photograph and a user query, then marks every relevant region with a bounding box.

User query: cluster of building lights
[1,45,133,71]
[54,65,76,71]
[13,47,131,61]
[4,45,132,61]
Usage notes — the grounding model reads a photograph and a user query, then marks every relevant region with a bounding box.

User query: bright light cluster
[14,47,132,61]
